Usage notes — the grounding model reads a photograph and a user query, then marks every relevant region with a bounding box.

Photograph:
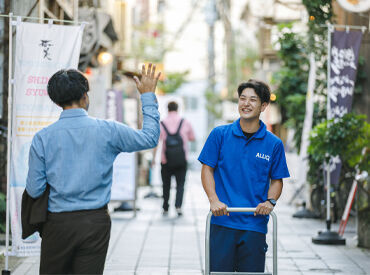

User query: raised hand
[133,63,161,94]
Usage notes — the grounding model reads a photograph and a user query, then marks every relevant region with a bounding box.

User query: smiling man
[198,79,290,273]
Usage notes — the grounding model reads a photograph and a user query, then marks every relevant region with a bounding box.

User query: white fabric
[9,21,83,257]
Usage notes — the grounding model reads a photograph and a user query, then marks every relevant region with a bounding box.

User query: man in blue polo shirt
[198,79,290,273]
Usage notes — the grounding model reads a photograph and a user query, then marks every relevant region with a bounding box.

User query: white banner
[107,92,137,202]
[111,153,136,201]
[10,21,83,256]
[299,53,316,206]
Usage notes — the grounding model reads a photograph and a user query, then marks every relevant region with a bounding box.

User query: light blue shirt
[26,92,160,212]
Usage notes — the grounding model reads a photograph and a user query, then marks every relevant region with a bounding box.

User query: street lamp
[97,51,113,65]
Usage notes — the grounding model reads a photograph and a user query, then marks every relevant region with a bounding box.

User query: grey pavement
[9,153,370,274]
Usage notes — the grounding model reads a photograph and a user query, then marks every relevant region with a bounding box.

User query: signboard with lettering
[337,0,370,13]
[326,29,363,187]
[10,21,83,256]
[105,90,137,202]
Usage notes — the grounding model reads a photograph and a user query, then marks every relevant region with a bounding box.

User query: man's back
[27,94,159,213]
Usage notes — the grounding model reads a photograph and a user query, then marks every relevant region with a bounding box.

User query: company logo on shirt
[256,153,270,162]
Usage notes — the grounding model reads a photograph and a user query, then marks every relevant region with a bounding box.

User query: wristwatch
[267,198,277,207]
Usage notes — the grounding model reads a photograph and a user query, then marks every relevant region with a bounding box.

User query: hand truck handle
[205,207,278,275]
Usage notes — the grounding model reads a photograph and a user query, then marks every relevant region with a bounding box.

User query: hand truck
[205,207,277,275]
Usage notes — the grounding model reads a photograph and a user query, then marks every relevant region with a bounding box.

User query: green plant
[157,71,189,94]
[303,0,334,55]
[272,24,309,151]
[308,113,369,166]
[307,113,369,223]
[308,113,369,206]
[131,23,165,63]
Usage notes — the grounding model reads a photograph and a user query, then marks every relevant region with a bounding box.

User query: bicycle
[310,168,352,223]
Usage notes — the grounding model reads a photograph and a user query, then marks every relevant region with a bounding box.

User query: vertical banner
[327,30,363,186]
[106,90,136,201]
[10,22,83,256]
[298,53,316,206]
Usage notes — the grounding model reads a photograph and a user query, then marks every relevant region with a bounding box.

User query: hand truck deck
[205,207,277,275]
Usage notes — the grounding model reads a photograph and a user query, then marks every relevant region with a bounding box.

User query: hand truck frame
[205,207,277,275]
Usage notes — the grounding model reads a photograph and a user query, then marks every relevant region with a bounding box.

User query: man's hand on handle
[210,200,229,216]
[133,63,161,94]
[254,201,274,216]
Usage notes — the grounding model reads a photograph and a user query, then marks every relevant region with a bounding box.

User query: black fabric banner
[329,30,363,118]
[327,30,363,186]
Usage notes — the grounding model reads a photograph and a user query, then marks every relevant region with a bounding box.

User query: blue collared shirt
[26,92,160,212]
[198,119,290,233]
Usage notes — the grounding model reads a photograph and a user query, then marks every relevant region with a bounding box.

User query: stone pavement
[9,153,370,274]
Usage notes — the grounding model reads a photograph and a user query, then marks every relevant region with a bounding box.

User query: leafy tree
[157,71,189,94]
[272,24,309,151]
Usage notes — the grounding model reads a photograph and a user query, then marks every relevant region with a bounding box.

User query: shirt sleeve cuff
[141,92,158,106]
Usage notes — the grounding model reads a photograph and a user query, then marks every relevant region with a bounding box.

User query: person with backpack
[154,101,195,216]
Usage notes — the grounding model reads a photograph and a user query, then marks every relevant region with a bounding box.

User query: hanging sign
[337,0,370,13]
[326,29,363,186]
[106,90,137,202]
[10,21,83,257]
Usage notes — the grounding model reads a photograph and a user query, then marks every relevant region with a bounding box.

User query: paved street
[10,153,370,274]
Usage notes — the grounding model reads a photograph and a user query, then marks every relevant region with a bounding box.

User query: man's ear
[261,102,269,112]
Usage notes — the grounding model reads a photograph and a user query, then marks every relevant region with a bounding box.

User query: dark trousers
[161,163,187,211]
[40,207,111,275]
[210,224,267,272]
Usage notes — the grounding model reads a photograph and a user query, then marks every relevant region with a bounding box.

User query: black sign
[327,30,362,186]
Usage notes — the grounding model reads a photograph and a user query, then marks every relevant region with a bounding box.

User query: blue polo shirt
[198,119,290,234]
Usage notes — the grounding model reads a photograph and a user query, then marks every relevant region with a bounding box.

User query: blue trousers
[210,224,268,272]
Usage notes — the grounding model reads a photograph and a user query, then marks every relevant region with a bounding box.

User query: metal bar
[226,207,256,212]
[271,211,277,275]
[5,12,13,271]
[0,13,89,25]
[205,208,277,275]
[205,210,212,275]
[327,23,332,120]
[73,0,79,24]
[211,273,272,275]
[319,23,367,31]
[39,0,45,23]
[326,23,332,231]
[326,161,331,230]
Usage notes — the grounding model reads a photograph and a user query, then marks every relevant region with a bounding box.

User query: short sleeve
[198,127,222,168]
[270,141,290,180]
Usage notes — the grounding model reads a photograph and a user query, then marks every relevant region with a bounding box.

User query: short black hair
[168,101,178,112]
[237,79,271,104]
[47,69,89,107]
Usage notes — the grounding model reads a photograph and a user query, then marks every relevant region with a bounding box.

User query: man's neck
[239,117,260,133]
[63,103,85,111]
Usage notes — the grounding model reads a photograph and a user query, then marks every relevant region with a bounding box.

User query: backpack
[161,119,186,168]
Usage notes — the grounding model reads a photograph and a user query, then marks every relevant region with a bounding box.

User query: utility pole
[204,0,217,131]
